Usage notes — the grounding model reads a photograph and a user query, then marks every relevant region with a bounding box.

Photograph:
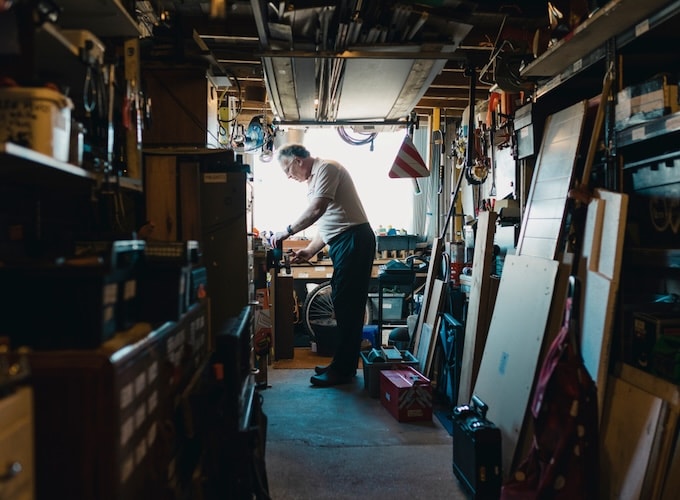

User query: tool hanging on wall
[432,128,444,195]
[489,110,497,197]
[463,67,489,186]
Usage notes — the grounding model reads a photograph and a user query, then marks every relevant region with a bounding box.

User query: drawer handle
[0,462,22,482]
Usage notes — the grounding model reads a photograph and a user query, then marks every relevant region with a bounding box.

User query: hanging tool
[489,110,497,197]
[433,128,444,194]
[464,67,489,186]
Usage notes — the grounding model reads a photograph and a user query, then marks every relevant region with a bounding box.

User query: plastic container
[360,349,419,398]
[368,292,406,321]
[0,86,73,162]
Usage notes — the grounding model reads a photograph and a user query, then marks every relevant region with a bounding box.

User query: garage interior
[1,1,680,499]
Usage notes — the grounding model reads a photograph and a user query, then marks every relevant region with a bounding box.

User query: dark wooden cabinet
[143,149,251,342]
[28,303,209,500]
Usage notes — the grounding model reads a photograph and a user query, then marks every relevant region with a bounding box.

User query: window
[251,127,417,238]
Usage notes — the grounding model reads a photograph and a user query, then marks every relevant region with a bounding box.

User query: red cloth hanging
[501,278,600,499]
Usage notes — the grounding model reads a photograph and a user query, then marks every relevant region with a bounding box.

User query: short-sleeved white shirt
[307,158,369,243]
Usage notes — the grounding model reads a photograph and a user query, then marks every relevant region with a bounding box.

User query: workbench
[282,258,401,280]
[281,259,427,335]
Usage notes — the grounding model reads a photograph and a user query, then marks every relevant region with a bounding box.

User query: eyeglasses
[282,157,297,175]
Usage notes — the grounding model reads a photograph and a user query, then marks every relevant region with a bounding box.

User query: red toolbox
[379,366,432,422]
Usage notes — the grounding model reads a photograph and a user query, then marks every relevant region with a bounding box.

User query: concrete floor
[261,367,471,500]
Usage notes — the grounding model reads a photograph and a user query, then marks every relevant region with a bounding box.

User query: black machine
[452,395,502,499]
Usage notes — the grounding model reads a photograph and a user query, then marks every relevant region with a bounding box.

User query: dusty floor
[261,365,471,500]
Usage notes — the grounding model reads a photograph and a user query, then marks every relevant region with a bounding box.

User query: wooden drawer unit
[0,386,35,500]
[27,303,209,500]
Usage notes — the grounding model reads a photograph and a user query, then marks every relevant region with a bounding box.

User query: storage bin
[0,87,72,162]
[0,264,124,350]
[360,349,418,398]
[368,292,406,321]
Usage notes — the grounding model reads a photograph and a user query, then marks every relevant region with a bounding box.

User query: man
[271,143,376,387]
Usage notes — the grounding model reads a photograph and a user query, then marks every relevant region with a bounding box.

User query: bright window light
[251,128,416,238]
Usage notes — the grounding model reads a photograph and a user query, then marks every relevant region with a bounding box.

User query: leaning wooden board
[456,211,497,406]
[412,236,445,356]
[419,278,447,377]
[580,190,629,422]
[516,100,587,260]
[471,254,559,477]
[601,375,666,499]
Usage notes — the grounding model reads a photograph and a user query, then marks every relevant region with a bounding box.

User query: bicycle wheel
[302,280,372,340]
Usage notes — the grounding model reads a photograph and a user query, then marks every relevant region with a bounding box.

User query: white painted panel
[595,189,629,282]
[529,176,573,200]
[580,270,614,421]
[583,198,605,271]
[472,254,559,477]
[516,237,559,260]
[522,218,564,238]
[517,100,586,260]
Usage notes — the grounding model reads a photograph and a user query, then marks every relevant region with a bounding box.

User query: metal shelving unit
[522,0,680,99]
[616,110,680,148]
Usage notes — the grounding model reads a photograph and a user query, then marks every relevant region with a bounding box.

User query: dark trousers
[327,223,376,376]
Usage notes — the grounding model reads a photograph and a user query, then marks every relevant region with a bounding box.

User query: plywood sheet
[144,155,178,241]
[661,423,680,500]
[579,191,628,422]
[582,198,604,272]
[517,100,587,260]
[594,189,629,283]
[581,270,615,422]
[457,211,498,405]
[412,237,444,355]
[472,254,559,476]
[416,322,433,375]
[602,376,664,500]
[416,278,446,377]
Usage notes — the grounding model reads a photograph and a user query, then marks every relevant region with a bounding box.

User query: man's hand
[270,230,290,248]
[290,247,315,264]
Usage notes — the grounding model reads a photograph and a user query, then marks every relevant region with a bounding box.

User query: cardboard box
[0,86,73,161]
[380,366,432,422]
[283,239,311,252]
[615,74,679,130]
[360,349,419,398]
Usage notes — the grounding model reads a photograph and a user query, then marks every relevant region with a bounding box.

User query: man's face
[281,156,303,181]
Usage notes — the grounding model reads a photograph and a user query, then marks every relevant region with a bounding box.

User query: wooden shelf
[624,248,680,268]
[111,175,143,192]
[616,110,680,148]
[522,0,674,78]
[54,0,142,38]
[616,362,680,407]
[0,142,97,189]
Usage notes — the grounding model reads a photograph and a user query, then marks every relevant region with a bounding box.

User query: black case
[452,395,502,499]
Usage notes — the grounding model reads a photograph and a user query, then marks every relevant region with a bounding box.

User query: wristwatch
[286,224,294,235]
